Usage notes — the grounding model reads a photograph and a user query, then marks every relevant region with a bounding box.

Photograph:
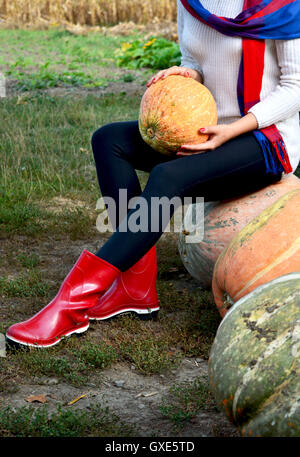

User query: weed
[74,340,118,370]
[0,403,136,437]
[119,337,181,375]
[9,68,108,91]
[0,270,49,298]
[16,252,40,268]
[116,36,181,70]
[160,376,214,431]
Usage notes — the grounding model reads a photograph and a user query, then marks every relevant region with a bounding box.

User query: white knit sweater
[177,0,300,173]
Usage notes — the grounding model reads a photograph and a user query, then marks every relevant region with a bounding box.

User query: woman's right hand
[146,66,202,88]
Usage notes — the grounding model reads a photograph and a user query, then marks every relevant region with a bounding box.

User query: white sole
[5,323,89,349]
[89,306,160,321]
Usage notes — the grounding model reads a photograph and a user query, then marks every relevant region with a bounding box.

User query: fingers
[146,66,191,87]
[146,70,164,87]
[176,151,203,156]
[199,126,219,135]
[177,140,216,155]
[180,141,215,150]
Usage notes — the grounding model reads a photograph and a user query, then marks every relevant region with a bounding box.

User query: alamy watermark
[0,72,6,98]
[95,189,205,244]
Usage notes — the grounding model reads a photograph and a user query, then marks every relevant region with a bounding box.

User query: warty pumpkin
[212,188,300,317]
[178,174,300,288]
[208,272,300,437]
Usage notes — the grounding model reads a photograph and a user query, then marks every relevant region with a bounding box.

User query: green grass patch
[119,336,181,375]
[16,252,41,269]
[0,92,141,237]
[160,376,214,432]
[75,340,118,370]
[157,278,221,359]
[0,28,153,89]
[5,338,118,387]
[10,68,108,92]
[0,28,142,68]
[0,270,49,298]
[0,403,135,437]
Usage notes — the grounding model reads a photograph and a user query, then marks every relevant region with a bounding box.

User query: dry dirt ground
[2,358,237,437]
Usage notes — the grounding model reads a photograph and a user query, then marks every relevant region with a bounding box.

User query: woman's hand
[146,66,203,88]
[177,113,259,156]
[177,124,234,156]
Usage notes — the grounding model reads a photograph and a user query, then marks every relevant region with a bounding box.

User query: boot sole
[5,323,89,349]
[89,306,160,322]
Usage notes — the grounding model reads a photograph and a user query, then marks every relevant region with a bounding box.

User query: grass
[160,376,215,431]
[0,92,142,238]
[118,333,182,375]
[0,403,136,437]
[0,28,153,91]
[0,28,139,67]
[5,339,118,387]
[0,270,50,298]
[16,252,40,268]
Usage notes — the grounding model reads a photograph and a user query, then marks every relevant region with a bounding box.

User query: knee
[147,162,178,196]
[91,123,115,153]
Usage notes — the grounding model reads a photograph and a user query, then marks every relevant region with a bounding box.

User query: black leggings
[91,120,282,271]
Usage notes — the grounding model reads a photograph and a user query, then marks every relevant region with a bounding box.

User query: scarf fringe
[258,134,280,174]
[273,138,293,174]
[253,131,293,175]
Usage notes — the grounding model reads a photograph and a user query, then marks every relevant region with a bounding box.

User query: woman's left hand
[176,113,259,156]
[176,124,235,156]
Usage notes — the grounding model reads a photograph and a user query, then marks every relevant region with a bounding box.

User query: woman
[6,0,300,347]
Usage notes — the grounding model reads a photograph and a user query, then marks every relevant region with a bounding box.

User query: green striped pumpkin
[208,272,300,437]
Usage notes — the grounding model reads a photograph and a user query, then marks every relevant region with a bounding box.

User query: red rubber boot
[88,246,160,321]
[6,250,120,348]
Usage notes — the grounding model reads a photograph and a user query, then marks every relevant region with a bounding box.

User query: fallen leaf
[25,394,48,404]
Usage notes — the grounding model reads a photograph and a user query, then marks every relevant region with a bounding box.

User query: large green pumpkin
[208,272,300,437]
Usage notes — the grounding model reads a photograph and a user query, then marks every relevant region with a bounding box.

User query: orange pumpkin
[212,188,300,317]
[178,174,300,288]
[138,74,218,156]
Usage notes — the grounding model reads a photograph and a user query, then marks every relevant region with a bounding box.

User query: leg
[91,120,174,229]
[96,131,282,271]
[6,120,170,346]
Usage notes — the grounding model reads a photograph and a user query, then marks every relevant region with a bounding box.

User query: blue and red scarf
[180,0,300,174]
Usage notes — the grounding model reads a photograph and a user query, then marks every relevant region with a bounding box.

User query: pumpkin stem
[147,127,155,138]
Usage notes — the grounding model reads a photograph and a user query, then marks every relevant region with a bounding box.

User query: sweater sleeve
[248,38,300,128]
[177,0,203,78]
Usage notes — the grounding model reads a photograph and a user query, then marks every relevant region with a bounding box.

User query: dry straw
[0,0,177,27]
